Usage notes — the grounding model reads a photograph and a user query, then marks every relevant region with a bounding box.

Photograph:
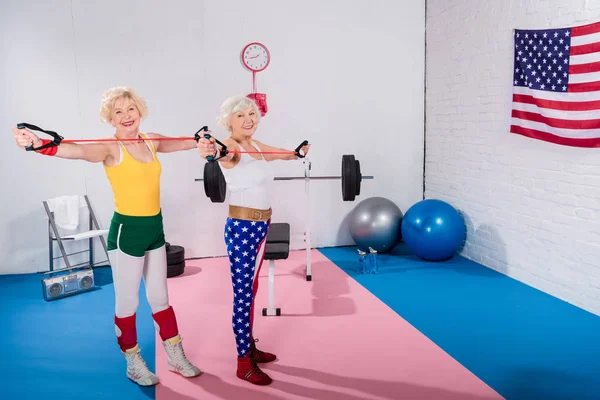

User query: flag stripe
[568,80,600,92]
[512,101,600,119]
[569,52,600,65]
[511,117,600,138]
[512,93,600,111]
[570,41,600,56]
[512,109,600,129]
[571,21,600,37]
[567,70,600,83]
[510,124,600,147]
[569,61,600,74]
[514,85,600,101]
[571,30,600,46]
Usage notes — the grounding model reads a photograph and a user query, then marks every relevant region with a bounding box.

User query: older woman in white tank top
[197,95,309,386]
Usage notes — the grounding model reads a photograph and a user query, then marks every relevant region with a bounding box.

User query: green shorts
[107,211,166,257]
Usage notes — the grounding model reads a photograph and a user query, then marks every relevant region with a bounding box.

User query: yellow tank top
[104,133,162,216]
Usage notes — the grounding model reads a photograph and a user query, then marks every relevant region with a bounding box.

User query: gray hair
[217,95,261,132]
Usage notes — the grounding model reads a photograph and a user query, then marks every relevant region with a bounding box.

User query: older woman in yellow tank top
[12,87,202,387]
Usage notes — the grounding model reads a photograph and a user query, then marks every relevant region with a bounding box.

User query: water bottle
[368,247,378,274]
[357,249,367,274]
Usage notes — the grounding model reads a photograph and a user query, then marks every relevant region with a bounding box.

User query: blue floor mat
[0,267,155,400]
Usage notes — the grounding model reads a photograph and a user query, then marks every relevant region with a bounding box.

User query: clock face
[242,43,270,72]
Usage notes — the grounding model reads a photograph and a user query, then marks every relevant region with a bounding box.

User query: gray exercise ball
[349,197,403,253]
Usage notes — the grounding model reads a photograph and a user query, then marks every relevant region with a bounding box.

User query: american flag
[511,21,600,147]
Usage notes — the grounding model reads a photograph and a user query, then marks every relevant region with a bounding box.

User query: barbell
[195,154,374,203]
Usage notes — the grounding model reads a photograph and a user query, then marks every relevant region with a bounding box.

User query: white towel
[47,195,81,230]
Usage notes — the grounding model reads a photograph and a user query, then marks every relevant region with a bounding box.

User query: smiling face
[229,106,258,138]
[110,96,141,136]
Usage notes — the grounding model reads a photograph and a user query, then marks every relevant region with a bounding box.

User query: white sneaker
[123,344,160,386]
[162,335,202,378]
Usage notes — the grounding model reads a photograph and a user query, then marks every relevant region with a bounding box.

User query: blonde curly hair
[99,86,148,124]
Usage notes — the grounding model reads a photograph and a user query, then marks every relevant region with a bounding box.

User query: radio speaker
[42,266,95,301]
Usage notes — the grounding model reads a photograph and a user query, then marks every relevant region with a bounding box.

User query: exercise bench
[262,223,290,316]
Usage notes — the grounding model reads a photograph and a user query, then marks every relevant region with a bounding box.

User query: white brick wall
[426,0,600,316]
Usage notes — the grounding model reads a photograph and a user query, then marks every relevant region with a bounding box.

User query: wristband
[36,139,58,156]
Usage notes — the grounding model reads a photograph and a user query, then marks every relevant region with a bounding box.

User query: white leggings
[108,244,170,318]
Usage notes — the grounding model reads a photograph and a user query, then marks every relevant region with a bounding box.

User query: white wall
[426,0,600,316]
[1,0,425,274]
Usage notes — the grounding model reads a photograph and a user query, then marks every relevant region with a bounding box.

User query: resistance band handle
[193,126,209,142]
[294,140,309,158]
[17,122,63,151]
[202,133,228,162]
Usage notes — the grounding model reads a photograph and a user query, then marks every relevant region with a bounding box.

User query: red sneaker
[250,339,277,363]
[237,355,273,385]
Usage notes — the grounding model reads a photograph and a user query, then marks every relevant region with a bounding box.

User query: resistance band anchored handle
[294,140,309,158]
[193,126,209,142]
[17,123,63,151]
[202,133,229,162]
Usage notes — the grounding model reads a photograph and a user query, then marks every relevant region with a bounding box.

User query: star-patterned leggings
[224,217,271,357]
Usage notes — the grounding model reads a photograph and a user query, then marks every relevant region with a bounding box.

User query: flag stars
[226,219,270,355]
[513,27,571,91]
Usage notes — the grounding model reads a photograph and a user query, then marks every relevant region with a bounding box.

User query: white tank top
[219,141,274,209]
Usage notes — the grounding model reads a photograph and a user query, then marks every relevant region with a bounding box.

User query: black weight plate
[341,155,357,201]
[167,260,185,278]
[167,245,185,265]
[216,162,226,202]
[204,162,227,203]
[203,162,211,199]
[354,159,361,196]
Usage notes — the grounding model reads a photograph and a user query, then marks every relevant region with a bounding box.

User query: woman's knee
[146,289,169,313]
[115,295,139,318]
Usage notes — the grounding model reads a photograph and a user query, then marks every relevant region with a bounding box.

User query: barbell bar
[194,154,375,203]
[272,176,374,180]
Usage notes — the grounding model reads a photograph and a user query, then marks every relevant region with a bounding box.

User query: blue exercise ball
[401,199,465,261]
[349,197,403,253]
